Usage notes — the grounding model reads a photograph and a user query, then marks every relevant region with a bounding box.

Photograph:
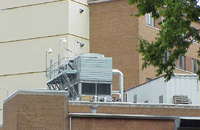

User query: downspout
[112,69,124,102]
[64,95,68,130]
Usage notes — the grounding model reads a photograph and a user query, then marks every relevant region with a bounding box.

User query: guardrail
[46,57,75,81]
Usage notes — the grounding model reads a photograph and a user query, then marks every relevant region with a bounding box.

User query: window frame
[145,13,155,27]
[178,55,186,70]
[192,59,199,73]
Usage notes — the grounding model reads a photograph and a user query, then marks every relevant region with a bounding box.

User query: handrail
[46,57,75,80]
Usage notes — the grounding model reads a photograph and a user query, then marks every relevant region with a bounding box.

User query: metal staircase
[62,73,78,100]
[46,57,78,100]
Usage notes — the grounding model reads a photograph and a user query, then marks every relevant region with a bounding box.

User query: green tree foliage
[129,0,200,81]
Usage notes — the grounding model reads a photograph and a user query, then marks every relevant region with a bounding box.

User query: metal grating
[173,95,190,104]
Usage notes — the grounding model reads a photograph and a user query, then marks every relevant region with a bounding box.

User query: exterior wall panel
[126,76,166,103]
[167,75,199,104]
[0,1,69,42]
[126,74,199,104]
[68,1,89,39]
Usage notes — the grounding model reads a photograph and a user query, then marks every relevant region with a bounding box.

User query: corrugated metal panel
[75,57,112,82]
[167,75,199,104]
[126,74,199,104]
[126,77,166,103]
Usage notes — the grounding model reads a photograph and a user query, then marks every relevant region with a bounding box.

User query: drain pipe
[112,69,124,102]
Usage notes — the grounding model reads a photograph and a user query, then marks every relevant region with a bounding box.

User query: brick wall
[0,92,68,130]
[0,95,18,130]
[71,118,174,130]
[138,14,200,84]
[2,92,200,130]
[89,0,139,91]
[69,104,200,117]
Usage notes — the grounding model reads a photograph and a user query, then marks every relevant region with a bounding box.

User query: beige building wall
[0,0,89,123]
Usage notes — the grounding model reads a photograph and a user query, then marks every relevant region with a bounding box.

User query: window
[178,55,185,70]
[144,100,148,103]
[163,51,169,63]
[192,59,199,73]
[145,13,154,27]
[159,95,163,103]
[134,95,137,103]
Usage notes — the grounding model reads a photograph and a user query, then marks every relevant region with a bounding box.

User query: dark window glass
[97,84,111,95]
[82,83,95,95]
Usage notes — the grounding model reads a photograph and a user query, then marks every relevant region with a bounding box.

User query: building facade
[0,0,200,126]
[0,0,89,123]
[1,90,200,130]
[89,0,200,89]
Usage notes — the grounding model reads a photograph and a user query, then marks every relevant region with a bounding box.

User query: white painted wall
[166,75,199,104]
[125,74,199,104]
[126,76,167,103]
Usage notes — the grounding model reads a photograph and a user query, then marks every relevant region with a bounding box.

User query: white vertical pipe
[70,116,72,130]
[112,69,124,102]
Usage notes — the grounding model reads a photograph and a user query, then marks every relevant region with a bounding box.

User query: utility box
[125,74,199,104]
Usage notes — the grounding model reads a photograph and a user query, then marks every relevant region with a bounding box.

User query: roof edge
[3,89,68,103]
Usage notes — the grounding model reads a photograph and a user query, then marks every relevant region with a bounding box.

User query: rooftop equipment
[46,53,114,101]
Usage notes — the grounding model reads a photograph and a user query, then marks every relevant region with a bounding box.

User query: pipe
[64,95,68,130]
[90,105,97,113]
[112,69,124,102]
[70,116,72,130]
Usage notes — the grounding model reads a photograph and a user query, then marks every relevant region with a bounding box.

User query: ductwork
[112,69,124,102]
